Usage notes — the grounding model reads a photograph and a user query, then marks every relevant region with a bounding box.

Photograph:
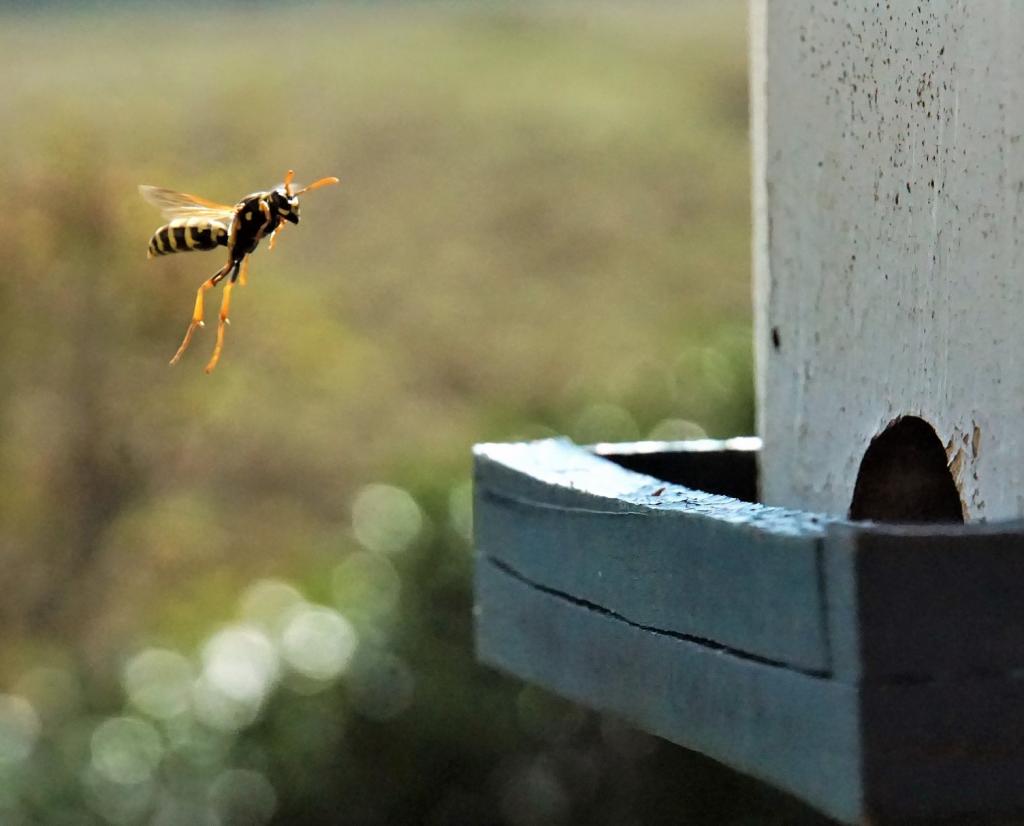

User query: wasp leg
[170,259,233,366]
[268,223,285,252]
[204,262,241,374]
[238,256,250,286]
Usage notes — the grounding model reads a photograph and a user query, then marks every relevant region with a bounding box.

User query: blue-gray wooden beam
[474,438,1024,824]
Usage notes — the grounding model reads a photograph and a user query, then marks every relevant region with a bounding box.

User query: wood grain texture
[475,438,830,672]
[752,1,1024,520]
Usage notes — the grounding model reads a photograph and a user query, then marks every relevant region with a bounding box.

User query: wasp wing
[138,185,235,222]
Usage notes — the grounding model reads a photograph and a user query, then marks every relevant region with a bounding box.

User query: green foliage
[0,3,831,824]
[0,0,754,660]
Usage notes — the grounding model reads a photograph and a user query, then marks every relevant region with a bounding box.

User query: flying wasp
[140,170,339,373]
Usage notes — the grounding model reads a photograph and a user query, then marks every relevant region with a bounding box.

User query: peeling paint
[944,430,961,462]
[948,447,965,482]
[971,424,982,459]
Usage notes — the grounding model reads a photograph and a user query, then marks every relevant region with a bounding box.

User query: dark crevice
[850,416,964,523]
[603,447,758,503]
[485,555,832,680]
[485,555,1024,689]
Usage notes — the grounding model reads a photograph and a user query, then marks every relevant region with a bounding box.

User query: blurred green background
[0,2,830,824]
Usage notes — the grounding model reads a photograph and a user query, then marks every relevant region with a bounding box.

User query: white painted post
[752,1,1024,521]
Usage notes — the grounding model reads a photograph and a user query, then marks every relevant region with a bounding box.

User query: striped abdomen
[148,217,229,258]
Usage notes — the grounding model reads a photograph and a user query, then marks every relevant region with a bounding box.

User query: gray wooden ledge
[474,438,1024,824]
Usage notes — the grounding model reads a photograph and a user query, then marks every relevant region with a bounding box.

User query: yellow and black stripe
[148,218,229,258]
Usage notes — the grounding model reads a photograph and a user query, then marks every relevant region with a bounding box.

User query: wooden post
[754,1,1024,522]
[474,3,1024,823]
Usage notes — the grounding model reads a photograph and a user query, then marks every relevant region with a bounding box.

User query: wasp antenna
[294,176,340,196]
[283,169,296,196]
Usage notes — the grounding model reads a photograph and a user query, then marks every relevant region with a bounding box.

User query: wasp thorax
[270,188,301,224]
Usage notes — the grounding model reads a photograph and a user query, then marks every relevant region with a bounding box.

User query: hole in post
[849,416,964,523]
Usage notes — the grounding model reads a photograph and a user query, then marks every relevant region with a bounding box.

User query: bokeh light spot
[90,716,163,785]
[13,667,80,725]
[191,677,262,734]
[123,649,194,720]
[351,484,423,555]
[331,551,401,621]
[0,695,40,766]
[162,715,231,769]
[200,625,278,707]
[280,606,358,682]
[646,417,708,441]
[571,403,640,444]
[238,579,306,634]
[82,767,156,825]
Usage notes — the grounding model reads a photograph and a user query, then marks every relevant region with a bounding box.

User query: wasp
[140,170,339,373]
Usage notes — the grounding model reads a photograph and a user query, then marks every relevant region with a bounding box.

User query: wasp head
[270,187,301,224]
